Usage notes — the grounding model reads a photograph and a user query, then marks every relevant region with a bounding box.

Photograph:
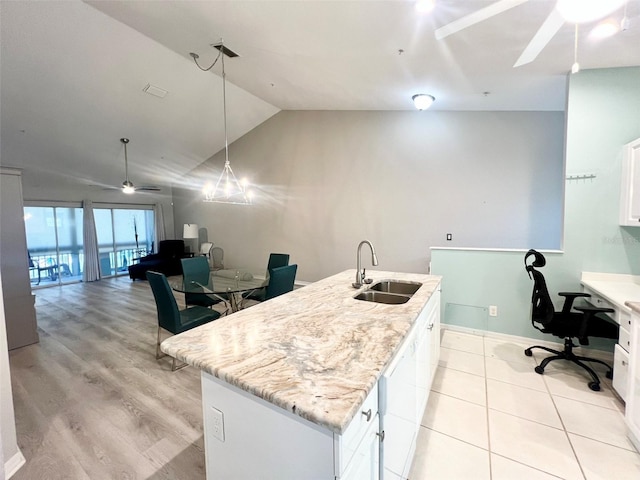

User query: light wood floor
[9,277,207,480]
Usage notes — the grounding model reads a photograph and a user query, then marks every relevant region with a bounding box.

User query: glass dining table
[170,270,266,313]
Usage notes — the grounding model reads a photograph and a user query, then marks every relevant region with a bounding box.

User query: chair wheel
[524,349,533,357]
[606,370,613,379]
[588,382,601,392]
[534,366,544,375]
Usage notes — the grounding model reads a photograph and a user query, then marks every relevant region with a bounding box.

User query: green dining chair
[146,270,220,371]
[181,256,223,309]
[246,253,291,302]
[264,264,298,301]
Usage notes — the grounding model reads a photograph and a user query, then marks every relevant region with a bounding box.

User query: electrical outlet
[489,305,498,317]
[446,233,452,241]
[210,406,225,442]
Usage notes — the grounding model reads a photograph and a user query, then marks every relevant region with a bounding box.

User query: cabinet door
[613,343,629,402]
[429,290,441,386]
[340,415,380,480]
[627,313,640,451]
[620,138,640,226]
[380,332,417,480]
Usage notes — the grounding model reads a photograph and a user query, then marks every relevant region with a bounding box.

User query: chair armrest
[558,292,590,314]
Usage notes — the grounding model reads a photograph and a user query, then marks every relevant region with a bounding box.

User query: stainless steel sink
[369,280,422,295]
[354,290,411,305]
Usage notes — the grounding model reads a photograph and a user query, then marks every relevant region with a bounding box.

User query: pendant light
[191,40,252,205]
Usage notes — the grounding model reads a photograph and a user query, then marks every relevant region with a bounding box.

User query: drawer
[620,311,632,331]
[613,343,630,401]
[334,386,379,476]
[620,325,631,353]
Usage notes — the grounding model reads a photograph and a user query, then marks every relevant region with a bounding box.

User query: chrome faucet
[352,240,379,288]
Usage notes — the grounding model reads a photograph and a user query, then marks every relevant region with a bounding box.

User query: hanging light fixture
[121,138,135,194]
[190,40,252,205]
[571,24,580,74]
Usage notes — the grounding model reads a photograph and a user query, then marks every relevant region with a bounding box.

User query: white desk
[580,272,640,402]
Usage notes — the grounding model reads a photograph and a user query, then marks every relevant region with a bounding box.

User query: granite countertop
[161,269,441,434]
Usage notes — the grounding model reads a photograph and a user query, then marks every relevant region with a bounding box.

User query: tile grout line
[540,355,589,480]
[483,337,494,480]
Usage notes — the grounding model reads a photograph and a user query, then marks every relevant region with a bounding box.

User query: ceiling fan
[434,0,628,67]
[117,138,161,194]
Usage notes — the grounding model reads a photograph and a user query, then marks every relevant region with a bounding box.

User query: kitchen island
[161,269,441,479]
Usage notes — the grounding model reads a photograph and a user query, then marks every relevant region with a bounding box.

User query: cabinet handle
[376,430,385,442]
[428,321,435,331]
[361,409,372,422]
[622,360,628,366]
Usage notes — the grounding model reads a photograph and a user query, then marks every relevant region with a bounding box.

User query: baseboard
[440,324,614,363]
[5,449,26,479]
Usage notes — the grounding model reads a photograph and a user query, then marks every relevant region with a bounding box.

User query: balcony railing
[29,245,149,286]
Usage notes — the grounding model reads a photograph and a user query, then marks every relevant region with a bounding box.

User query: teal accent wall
[432,67,640,347]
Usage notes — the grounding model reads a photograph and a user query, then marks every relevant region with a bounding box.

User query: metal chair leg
[156,326,167,360]
[171,357,189,371]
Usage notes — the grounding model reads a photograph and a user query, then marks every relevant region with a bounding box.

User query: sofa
[128,240,190,280]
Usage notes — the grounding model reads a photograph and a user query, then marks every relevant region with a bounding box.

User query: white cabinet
[201,371,380,480]
[379,327,417,480]
[582,285,630,401]
[200,287,441,480]
[342,415,380,480]
[380,288,440,480]
[626,311,640,452]
[619,137,640,226]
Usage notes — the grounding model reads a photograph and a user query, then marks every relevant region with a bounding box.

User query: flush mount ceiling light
[412,94,435,110]
[190,40,252,205]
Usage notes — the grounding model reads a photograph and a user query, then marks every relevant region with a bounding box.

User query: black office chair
[523,249,619,391]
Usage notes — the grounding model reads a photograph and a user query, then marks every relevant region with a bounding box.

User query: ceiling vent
[142,84,168,98]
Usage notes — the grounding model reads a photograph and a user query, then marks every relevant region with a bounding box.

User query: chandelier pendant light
[196,40,252,205]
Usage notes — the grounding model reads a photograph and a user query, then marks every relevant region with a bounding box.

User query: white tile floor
[409,330,640,480]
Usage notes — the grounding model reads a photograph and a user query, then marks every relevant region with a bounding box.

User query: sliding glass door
[94,207,154,277]
[24,203,155,285]
[24,206,83,286]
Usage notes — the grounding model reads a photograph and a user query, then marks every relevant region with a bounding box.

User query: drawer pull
[361,409,372,422]
[376,430,385,442]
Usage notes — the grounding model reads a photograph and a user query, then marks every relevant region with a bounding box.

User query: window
[24,206,83,286]
[93,207,154,277]
[24,203,155,285]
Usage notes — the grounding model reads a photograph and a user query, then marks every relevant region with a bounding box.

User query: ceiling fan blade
[513,8,565,67]
[135,186,162,192]
[435,0,529,40]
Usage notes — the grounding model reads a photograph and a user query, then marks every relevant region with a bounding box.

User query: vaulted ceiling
[1,1,639,195]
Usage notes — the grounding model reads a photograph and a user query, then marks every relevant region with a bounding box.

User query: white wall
[173,110,564,281]
[431,66,640,340]
[0,270,25,479]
